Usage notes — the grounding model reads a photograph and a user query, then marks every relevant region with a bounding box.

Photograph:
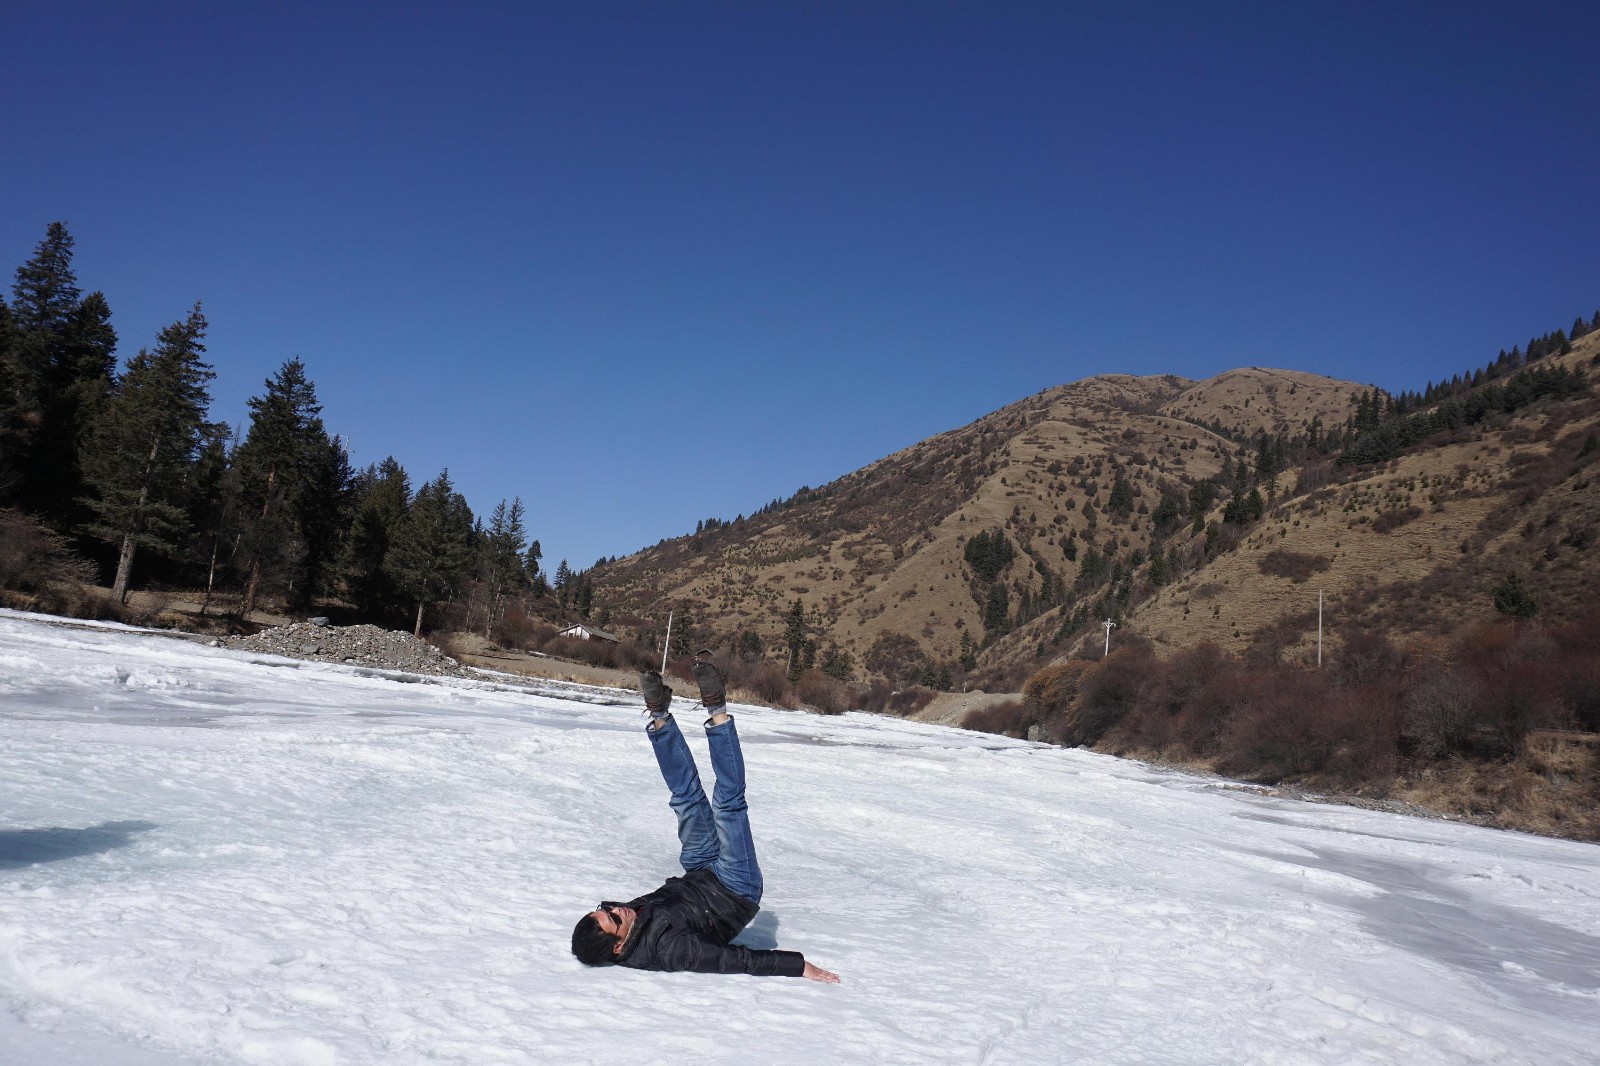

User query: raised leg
[646,716,718,872]
[703,716,764,904]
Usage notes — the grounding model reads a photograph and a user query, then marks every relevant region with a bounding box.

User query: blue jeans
[646,715,764,905]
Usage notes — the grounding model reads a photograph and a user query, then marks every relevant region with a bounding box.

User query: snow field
[1,610,1598,1065]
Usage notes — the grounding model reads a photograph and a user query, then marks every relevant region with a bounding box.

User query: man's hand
[802,961,840,984]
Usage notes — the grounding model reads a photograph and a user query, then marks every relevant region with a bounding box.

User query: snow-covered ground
[1,610,1597,1065]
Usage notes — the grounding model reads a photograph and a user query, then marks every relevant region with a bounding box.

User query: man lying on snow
[571,650,840,983]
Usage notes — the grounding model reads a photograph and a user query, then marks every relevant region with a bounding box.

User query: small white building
[558,622,620,644]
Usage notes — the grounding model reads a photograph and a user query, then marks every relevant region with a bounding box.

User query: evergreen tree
[0,296,23,498]
[1188,479,1217,531]
[79,304,214,601]
[1492,571,1539,619]
[523,539,546,597]
[479,497,529,637]
[5,222,119,521]
[1107,476,1134,516]
[342,457,411,620]
[784,598,808,679]
[187,422,234,616]
[554,559,573,605]
[958,631,978,672]
[388,469,474,635]
[983,583,1011,636]
[963,528,1014,583]
[232,359,346,614]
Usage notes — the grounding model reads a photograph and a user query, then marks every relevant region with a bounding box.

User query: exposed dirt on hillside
[592,366,1362,675]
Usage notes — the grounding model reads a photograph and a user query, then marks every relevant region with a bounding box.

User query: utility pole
[1102,618,1116,657]
[1317,590,1323,668]
[660,609,674,673]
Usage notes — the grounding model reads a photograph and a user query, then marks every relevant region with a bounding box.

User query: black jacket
[614,868,805,978]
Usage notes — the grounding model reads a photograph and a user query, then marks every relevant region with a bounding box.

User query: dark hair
[571,914,619,966]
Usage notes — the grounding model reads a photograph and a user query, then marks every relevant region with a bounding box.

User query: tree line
[0,222,561,635]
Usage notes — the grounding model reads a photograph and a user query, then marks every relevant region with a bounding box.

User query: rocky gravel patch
[221,621,469,676]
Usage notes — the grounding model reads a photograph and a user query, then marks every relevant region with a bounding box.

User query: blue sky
[4,2,1597,572]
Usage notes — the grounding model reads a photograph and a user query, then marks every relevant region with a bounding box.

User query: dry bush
[1247,609,1317,664]
[495,607,553,651]
[1370,506,1423,534]
[739,661,793,706]
[1023,660,1093,715]
[1293,460,1333,495]
[962,699,1029,738]
[0,509,97,592]
[1403,670,1480,759]
[1256,550,1331,583]
[542,634,655,671]
[1549,609,1600,731]
[794,669,846,714]
[851,679,893,714]
[1063,646,1154,747]
[1215,668,1398,784]
[1455,624,1566,756]
[1333,630,1407,688]
[1169,652,1259,757]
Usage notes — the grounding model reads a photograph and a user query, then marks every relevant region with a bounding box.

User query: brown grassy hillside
[591,367,1365,677]
[590,320,1600,695]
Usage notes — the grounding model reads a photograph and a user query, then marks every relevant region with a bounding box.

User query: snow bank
[1,610,1597,1064]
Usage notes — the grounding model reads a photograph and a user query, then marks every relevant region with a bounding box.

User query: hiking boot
[639,670,672,721]
[692,652,726,711]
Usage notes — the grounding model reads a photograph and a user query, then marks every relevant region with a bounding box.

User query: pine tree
[479,497,529,637]
[187,423,234,616]
[1492,571,1539,619]
[983,583,1011,635]
[6,222,118,521]
[958,631,978,672]
[784,598,808,679]
[1107,476,1134,516]
[232,359,346,614]
[79,304,214,601]
[341,457,411,620]
[388,469,474,635]
[523,539,546,596]
[554,559,573,605]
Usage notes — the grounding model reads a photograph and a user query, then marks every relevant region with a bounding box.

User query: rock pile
[221,622,469,676]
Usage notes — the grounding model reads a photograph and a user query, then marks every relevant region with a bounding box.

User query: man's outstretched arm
[658,931,839,981]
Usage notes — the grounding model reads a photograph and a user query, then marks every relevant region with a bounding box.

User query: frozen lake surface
[2,609,1597,1064]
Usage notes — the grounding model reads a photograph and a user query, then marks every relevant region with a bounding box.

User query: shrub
[740,661,794,707]
[1457,624,1564,756]
[496,609,553,651]
[1371,506,1423,534]
[1063,646,1153,746]
[865,631,929,686]
[886,686,936,717]
[1403,670,1479,759]
[0,509,96,592]
[794,669,846,714]
[1333,630,1407,687]
[962,699,1028,737]
[1257,550,1331,583]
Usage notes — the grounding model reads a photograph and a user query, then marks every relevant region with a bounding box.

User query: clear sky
[4,2,1597,572]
